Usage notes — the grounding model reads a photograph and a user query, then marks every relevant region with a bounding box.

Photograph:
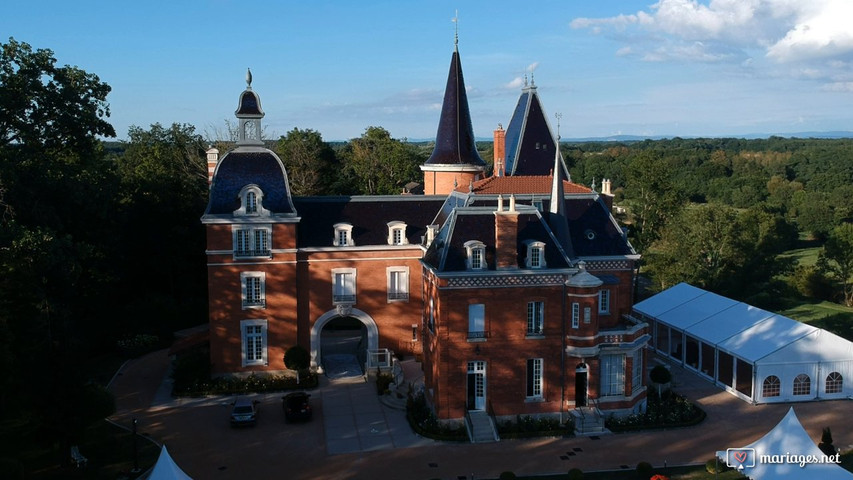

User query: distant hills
[555,131,853,142]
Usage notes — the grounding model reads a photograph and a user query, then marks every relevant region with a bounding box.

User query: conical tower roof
[423,46,486,168]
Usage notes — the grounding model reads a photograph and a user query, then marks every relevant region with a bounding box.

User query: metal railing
[387,292,409,301]
[366,348,393,369]
[466,330,489,340]
[234,248,271,258]
[333,294,356,303]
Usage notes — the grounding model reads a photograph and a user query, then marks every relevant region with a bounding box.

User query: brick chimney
[493,124,506,177]
[206,147,219,186]
[494,194,519,269]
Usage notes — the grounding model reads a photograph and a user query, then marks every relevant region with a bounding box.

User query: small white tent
[148,445,192,480]
[716,408,851,479]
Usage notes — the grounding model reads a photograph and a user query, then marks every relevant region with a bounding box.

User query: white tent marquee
[148,445,192,480]
[633,283,853,403]
[715,408,852,479]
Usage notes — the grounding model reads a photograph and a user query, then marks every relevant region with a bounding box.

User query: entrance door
[467,361,486,410]
[575,363,588,407]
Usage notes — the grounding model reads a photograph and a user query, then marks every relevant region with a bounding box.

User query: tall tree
[275,128,337,195]
[115,123,209,335]
[340,126,425,195]
[818,223,853,307]
[623,151,684,251]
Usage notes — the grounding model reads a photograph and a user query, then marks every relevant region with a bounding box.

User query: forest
[2,37,853,457]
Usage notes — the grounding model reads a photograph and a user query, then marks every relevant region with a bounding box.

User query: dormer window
[464,240,486,270]
[333,223,354,247]
[234,184,268,217]
[525,241,546,269]
[387,221,408,246]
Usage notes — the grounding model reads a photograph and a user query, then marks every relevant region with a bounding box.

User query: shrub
[405,390,467,441]
[283,345,310,371]
[567,468,584,480]
[705,458,728,473]
[819,427,836,456]
[605,388,705,432]
[636,461,653,479]
[116,333,161,358]
[498,472,517,480]
[497,415,573,439]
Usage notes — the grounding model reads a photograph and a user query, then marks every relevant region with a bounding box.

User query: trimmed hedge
[405,391,468,442]
[497,414,575,439]
[606,389,705,432]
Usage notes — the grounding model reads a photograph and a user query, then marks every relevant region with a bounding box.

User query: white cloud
[526,61,540,73]
[822,82,853,92]
[505,76,525,89]
[571,0,853,65]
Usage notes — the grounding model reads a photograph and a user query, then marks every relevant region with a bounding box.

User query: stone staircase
[571,406,606,435]
[466,410,499,443]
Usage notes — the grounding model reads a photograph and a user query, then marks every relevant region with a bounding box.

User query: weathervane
[452,10,459,47]
[555,113,563,141]
[246,68,252,88]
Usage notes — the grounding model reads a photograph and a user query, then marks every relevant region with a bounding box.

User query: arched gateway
[310,307,379,375]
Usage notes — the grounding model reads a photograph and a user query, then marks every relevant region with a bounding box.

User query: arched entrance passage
[575,362,589,407]
[310,307,379,376]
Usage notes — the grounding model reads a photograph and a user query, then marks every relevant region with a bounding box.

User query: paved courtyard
[110,350,853,480]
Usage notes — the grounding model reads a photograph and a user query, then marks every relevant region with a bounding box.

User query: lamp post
[131,418,140,473]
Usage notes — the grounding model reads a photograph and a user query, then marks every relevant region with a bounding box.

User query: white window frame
[599,289,611,315]
[240,271,266,309]
[233,184,269,217]
[332,267,357,304]
[793,374,811,396]
[631,348,643,392]
[333,223,354,247]
[464,240,487,270]
[387,221,409,246]
[387,266,409,302]
[526,358,543,398]
[240,319,268,367]
[468,303,486,339]
[525,240,546,269]
[233,225,272,258]
[825,372,843,394]
[763,375,781,398]
[526,301,544,336]
[571,302,580,329]
[600,354,625,397]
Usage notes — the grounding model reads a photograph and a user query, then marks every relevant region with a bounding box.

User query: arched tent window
[762,375,780,397]
[793,374,811,396]
[826,372,843,394]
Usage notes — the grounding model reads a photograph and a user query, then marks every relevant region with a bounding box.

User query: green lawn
[777,246,821,267]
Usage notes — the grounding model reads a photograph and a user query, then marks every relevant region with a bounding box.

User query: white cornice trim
[202,214,300,225]
[300,245,427,253]
[420,165,486,172]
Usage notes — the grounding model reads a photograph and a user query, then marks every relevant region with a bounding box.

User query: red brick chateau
[202,42,648,429]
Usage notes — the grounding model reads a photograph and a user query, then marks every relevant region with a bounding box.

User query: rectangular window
[392,228,403,245]
[471,248,483,269]
[526,358,543,397]
[530,247,541,268]
[526,301,544,335]
[234,227,271,257]
[583,306,591,324]
[631,349,643,393]
[241,319,267,366]
[600,354,625,397]
[241,272,265,309]
[387,267,409,301]
[599,290,611,314]
[332,268,356,303]
[337,229,348,246]
[468,304,486,339]
[571,303,579,328]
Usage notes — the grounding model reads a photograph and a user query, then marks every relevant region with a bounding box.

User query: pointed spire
[423,43,486,168]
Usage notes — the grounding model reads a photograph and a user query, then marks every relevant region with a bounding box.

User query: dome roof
[204,148,296,216]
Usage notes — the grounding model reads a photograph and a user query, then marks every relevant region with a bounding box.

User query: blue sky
[4,1,853,141]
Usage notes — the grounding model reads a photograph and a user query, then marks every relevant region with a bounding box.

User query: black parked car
[282,392,312,422]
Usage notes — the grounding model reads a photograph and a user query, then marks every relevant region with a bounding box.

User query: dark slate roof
[504,86,563,176]
[423,49,486,167]
[236,89,263,116]
[292,196,446,248]
[205,149,296,215]
[423,208,573,272]
[458,195,635,259]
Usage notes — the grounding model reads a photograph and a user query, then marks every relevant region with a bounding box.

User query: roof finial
[524,74,528,87]
[555,112,562,142]
[246,68,252,88]
[530,72,535,87]
[452,10,459,49]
